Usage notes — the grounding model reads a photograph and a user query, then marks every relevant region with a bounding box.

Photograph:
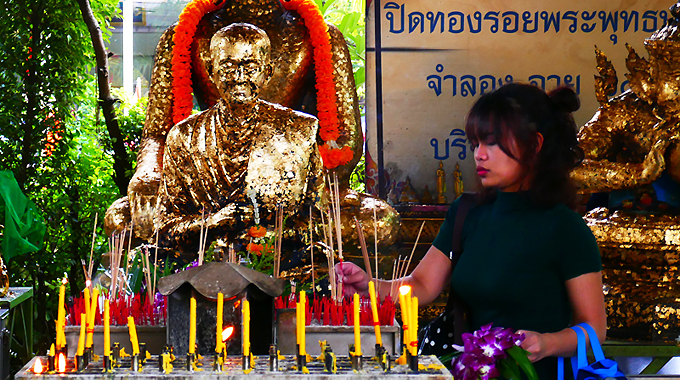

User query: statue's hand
[207,204,254,229]
[641,139,669,183]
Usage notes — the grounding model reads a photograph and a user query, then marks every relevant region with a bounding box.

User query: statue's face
[651,53,680,104]
[211,37,270,105]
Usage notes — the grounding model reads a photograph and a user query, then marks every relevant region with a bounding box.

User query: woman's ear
[536,132,544,153]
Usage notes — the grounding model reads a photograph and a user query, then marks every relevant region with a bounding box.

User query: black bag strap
[446,192,476,345]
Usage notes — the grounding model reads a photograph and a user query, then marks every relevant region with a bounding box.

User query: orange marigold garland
[171,0,224,125]
[171,0,353,169]
[282,0,352,169]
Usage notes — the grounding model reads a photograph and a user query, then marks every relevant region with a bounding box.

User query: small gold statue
[154,24,323,252]
[421,185,434,204]
[398,177,420,204]
[453,162,463,200]
[436,161,447,204]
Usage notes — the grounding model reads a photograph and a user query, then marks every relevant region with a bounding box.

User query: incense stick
[124,215,135,288]
[309,206,315,298]
[198,208,206,266]
[87,213,99,287]
[353,216,373,280]
[152,229,159,302]
[404,221,426,279]
[373,206,378,282]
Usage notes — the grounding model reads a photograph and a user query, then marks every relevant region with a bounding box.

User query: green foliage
[0,0,123,364]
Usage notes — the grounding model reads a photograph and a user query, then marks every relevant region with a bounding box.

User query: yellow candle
[353,293,361,356]
[104,300,111,357]
[398,286,411,350]
[368,281,382,346]
[299,291,306,355]
[189,295,196,354]
[57,280,66,348]
[411,296,418,355]
[296,297,301,352]
[76,313,86,356]
[242,298,250,356]
[86,288,98,348]
[127,316,140,355]
[216,292,224,353]
[83,288,91,332]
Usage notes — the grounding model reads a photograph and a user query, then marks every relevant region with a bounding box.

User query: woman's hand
[517,329,549,362]
[334,262,370,297]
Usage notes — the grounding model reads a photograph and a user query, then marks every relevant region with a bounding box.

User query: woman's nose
[474,145,487,160]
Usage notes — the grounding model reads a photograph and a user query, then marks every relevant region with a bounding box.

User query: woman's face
[472,136,528,192]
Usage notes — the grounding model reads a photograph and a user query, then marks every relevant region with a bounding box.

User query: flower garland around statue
[171,0,354,169]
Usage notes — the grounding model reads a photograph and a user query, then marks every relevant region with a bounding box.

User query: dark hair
[464,83,583,208]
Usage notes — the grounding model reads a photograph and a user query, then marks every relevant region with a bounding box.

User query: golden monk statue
[436,160,446,204]
[155,24,323,251]
[453,162,463,200]
[104,0,399,254]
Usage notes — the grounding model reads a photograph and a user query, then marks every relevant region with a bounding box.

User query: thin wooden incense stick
[353,216,373,280]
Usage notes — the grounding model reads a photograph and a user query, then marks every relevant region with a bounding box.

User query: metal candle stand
[407,350,419,373]
[375,344,391,372]
[47,352,55,372]
[242,354,251,371]
[112,342,120,365]
[269,345,278,371]
[103,355,112,372]
[75,355,85,372]
[186,353,195,372]
[323,346,336,373]
[140,343,147,364]
[131,354,140,372]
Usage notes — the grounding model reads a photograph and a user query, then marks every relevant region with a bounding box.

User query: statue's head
[627,2,680,106]
[209,23,273,105]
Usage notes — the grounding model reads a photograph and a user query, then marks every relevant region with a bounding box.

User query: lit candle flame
[222,326,234,342]
[33,358,43,374]
[61,277,68,285]
[85,280,91,287]
[57,353,66,373]
[399,285,412,296]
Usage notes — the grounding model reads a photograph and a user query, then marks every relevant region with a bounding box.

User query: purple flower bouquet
[451,324,538,380]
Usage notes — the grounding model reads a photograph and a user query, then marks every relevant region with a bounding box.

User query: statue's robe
[155,98,324,251]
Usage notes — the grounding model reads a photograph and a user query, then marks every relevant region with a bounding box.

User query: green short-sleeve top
[432,191,602,379]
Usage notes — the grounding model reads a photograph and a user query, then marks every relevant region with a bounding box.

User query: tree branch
[76,0,132,195]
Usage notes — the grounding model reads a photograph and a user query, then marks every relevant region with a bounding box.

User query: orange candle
[104,300,111,357]
[368,281,382,346]
[128,316,140,355]
[411,296,418,355]
[216,292,223,353]
[353,293,361,356]
[398,286,411,351]
[242,298,250,356]
[86,288,98,349]
[76,313,86,356]
[189,295,196,354]
[299,291,306,355]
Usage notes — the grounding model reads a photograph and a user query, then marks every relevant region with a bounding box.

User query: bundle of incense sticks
[197,208,210,266]
[108,230,127,300]
[353,216,373,280]
[389,221,426,300]
[66,292,166,327]
[274,294,396,326]
[83,213,99,287]
[319,208,338,300]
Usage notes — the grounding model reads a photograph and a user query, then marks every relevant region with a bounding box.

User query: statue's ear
[264,62,273,82]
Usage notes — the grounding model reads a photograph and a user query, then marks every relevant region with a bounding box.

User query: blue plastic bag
[558,323,627,380]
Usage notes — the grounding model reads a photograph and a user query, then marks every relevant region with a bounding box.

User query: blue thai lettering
[540,11,560,32]
[448,11,465,33]
[620,10,638,32]
[564,75,581,94]
[443,75,457,96]
[427,11,445,33]
[384,2,404,33]
[502,11,519,33]
[522,11,539,33]
[451,129,467,160]
[581,11,597,32]
[431,138,450,160]
[620,80,629,94]
[468,11,482,33]
[409,11,425,33]
[661,10,669,24]
[479,75,497,94]
[599,11,618,32]
[610,34,617,45]
[460,75,477,97]
[642,10,658,32]
[500,75,514,85]
[529,75,546,89]
[484,11,500,33]
[563,11,578,33]
[427,64,444,96]
[547,74,561,88]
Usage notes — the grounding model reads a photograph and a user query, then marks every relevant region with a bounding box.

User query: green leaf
[497,357,522,380]
[507,346,540,380]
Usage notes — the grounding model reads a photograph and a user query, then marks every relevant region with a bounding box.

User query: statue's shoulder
[258,100,318,127]
[165,110,208,146]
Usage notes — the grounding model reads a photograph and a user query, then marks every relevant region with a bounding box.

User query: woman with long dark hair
[337,83,605,379]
